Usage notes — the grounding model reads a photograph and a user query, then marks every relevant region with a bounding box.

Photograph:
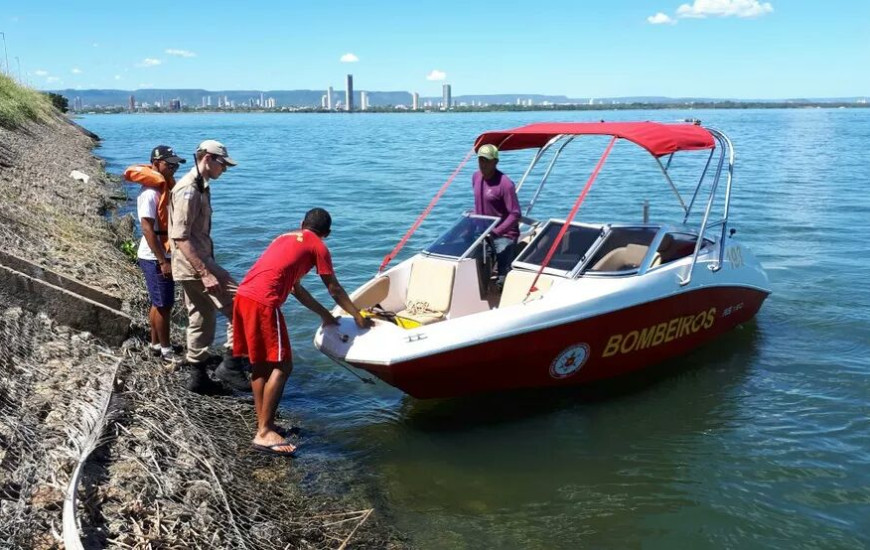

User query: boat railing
[679,128,733,286]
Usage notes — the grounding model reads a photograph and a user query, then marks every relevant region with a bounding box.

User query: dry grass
[0,73,55,129]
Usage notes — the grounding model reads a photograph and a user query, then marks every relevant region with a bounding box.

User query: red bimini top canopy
[473,121,716,158]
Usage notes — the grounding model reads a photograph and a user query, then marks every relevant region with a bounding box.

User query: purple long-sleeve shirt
[472,169,521,241]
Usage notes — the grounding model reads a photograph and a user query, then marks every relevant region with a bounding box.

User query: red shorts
[232,295,291,364]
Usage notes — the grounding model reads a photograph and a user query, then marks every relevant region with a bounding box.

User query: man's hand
[159,260,173,279]
[201,271,220,293]
[354,314,374,329]
[320,313,340,327]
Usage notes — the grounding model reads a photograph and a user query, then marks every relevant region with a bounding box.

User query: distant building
[346,74,354,112]
[129,95,135,112]
[201,97,207,108]
[321,95,327,109]
[207,95,212,107]
[169,99,182,111]
[327,86,333,110]
[260,92,264,107]
[412,92,419,111]
[442,84,452,110]
[360,91,368,111]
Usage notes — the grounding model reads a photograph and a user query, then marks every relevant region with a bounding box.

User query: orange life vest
[124,164,176,253]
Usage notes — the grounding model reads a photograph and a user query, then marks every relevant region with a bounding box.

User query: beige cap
[197,139,237,166]
[477,143,499,161]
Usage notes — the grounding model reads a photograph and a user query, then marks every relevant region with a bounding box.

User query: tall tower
[346,74,354,112]
[412,92,419,111]
[442,84,452,110]
[327,86,333,110]
[129,94,135,112]
[360,91,368,111]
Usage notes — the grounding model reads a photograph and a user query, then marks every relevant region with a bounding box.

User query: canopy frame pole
[710,128,735,272]
[683,147,716,224]
[523,136,618,302]
[378,148,475,273]
[515,136,561,193]
[525,136,573,217]
[680,131,729,286]
[655,156,688,215]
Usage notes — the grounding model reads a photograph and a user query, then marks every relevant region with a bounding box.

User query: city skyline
[4,1,869,99]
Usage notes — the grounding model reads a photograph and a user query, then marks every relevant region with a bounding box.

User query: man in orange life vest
[124,145,185,364]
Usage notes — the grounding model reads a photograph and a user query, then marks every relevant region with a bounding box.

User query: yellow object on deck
[360,309,422,329]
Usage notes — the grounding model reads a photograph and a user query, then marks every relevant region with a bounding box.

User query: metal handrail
[679,130,731,286]
[515,136,562,193]
[525,136,574,217]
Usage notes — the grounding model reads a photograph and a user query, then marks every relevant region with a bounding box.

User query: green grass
[0,73,55,129]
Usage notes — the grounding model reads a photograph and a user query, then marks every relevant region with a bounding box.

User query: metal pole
[643,200,649,224]
[0,32,8,77]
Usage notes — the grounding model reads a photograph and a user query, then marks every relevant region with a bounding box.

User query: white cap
[197,139,237,166]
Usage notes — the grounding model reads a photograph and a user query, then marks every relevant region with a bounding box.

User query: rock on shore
[0,115,403,548]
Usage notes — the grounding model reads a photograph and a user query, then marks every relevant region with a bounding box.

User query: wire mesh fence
[1,305,402,549]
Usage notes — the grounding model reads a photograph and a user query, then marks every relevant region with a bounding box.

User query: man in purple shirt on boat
[473,144,521,288]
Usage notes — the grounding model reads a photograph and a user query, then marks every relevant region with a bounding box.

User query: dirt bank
[0,115,403,548]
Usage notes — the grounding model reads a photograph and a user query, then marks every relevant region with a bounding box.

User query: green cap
[477,144,499,161]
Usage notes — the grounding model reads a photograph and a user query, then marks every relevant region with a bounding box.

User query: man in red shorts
[233,208,372,456]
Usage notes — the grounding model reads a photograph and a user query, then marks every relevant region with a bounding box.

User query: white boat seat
[591,244,648,271]
[396,257,456,325]
[499,270,555,307]
[352,276,390,310]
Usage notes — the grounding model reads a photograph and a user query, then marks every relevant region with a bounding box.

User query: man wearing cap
[168,139,248,395]
[126,145,185,365]
[473,143,521,288]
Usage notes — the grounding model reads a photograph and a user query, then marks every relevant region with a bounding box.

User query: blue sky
[3,0,868,98]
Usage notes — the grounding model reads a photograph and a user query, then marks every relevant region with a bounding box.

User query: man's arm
[141,217,171,277]
[173,238,228,292]
[321,274,373,329]
[290,283,339,326]
[493,180,521,237]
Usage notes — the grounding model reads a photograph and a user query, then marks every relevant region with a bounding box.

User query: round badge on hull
[549,343,590,379]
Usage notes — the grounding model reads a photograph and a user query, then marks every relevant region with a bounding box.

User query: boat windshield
[424,214,500,259]
[514,221,603,273]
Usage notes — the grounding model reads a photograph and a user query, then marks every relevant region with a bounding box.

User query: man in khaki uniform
[169,139,249,394]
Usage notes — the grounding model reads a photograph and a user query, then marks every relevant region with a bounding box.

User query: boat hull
[347,286,768,399]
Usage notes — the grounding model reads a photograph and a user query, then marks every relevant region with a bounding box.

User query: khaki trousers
[180,280,237,363]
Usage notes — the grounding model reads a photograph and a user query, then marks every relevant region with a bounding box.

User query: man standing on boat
[232,208,372,456]
[473,143,521,288]
[168,139,249,395]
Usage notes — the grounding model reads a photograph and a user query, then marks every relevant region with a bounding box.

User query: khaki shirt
[168,167,218,281]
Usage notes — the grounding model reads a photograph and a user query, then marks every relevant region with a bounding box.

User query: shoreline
[0,114,403,548]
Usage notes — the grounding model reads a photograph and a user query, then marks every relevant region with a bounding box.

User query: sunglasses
[210,155,227,166]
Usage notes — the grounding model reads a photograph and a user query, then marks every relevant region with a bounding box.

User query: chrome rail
[525,136,574,217]
[679,129,732,286]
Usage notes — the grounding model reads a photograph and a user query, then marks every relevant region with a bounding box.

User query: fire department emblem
[549,343,590,379]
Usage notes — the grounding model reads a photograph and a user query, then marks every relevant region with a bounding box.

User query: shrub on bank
[0,73,55,129]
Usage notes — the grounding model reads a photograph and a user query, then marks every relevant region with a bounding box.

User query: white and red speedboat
[314,121,770,399]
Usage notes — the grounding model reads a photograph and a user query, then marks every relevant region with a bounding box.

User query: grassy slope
[0,73,55,129]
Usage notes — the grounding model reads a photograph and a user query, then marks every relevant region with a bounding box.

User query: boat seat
[396,257,456,325]
[591,243,649,271]
[499,270,555,307]
[352,276,390,310]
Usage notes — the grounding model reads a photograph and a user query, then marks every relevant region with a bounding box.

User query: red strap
[525,136,618,300]
[378,148,476,273]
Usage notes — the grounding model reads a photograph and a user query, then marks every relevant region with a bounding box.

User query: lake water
[82,109,870,548]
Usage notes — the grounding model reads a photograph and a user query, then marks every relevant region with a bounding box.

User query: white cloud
[71,67,82,74]
[676,0,773,18]
[426,69,447,81]
[647,12,676,24]
[340,53,359,63]
[46,76,61,83]
[139,58,162,67]
[34,69,48,76]
[165,48,196,58]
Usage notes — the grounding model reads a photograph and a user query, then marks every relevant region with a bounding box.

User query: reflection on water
[83,109,870,548]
